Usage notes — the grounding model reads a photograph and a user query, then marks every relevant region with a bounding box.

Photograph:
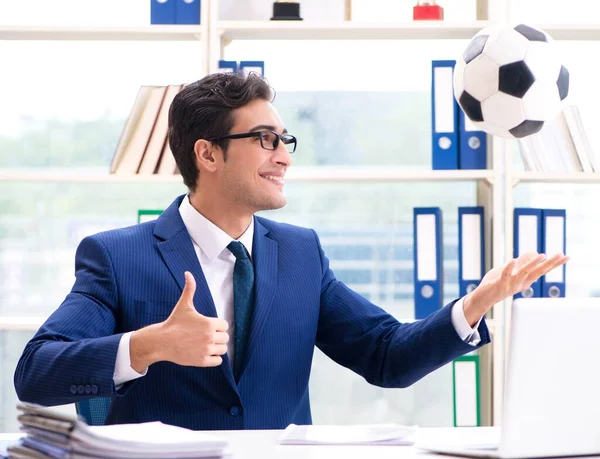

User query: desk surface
[0,427,499,459]
[218,427,500,459]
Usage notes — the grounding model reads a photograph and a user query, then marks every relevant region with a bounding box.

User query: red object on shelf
[413,1,444,20]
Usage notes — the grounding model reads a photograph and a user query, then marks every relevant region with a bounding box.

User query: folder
[413,207,443,319]
[217,60,238,73]
[458,109,487,170]
[150,0,176,24]
[453,355,481,427]
[138,210,163,224]
[541,209,566,298]
[513,208,543,299]
[239,60,265,76]
[458,207,485,297]
[431,60,459,170]
[176,0,201,24]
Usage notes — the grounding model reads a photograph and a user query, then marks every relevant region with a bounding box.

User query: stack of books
[110,84,184,176]
[8,403,228,458]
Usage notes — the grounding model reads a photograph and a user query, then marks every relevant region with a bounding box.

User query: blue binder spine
[458,109,487,170]
[513,208,543,299]
[431,60,459,170]
[458,206,485,297]
[217,60,238,73]
[239,61,265,76]
[541,209,566,298]
[150,0,176,24]
[413,207,443,319]
[176,0,201,24]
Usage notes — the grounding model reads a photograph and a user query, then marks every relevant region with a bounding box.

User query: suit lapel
[156,232,217,318]
[154,195,237,391]
[238,218,278,380]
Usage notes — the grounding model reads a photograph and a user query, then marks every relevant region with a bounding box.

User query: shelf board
[219,21,600,42]
[218,20,490,41]
[537,23,600,41]
[0,170,184,183]
[0,316,45,331]
[1,22,599,42]
[285,167,494,182]
[514,171,600,184]
[0,25,204,41]
[0,168,494,183]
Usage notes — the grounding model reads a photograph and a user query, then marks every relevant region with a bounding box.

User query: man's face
[217,99,293,213]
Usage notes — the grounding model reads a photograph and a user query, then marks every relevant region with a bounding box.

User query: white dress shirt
[113,196,482,387]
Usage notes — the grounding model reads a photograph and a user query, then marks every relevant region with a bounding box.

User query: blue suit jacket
[14,195,490,430]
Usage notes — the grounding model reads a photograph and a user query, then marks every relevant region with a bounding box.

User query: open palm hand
[464,252,569,322]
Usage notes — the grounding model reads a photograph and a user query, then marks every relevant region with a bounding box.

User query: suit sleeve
[14,234,124,406]
[312,230,491,388]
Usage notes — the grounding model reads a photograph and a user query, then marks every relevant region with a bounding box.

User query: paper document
[280,423,418,446]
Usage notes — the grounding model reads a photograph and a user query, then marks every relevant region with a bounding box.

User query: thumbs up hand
[130,272,229,373]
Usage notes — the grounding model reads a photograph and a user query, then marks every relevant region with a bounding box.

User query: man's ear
[194,139,219,173]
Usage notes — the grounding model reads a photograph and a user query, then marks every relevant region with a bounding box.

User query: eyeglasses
[208,129,297,154]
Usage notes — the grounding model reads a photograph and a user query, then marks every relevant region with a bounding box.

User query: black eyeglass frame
[208,129,297,153]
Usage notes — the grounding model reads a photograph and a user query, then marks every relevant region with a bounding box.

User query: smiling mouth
[260,175,284,184]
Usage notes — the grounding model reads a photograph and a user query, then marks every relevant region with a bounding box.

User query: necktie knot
[227,241,250,261]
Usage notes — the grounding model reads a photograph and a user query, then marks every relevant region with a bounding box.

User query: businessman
[14,72,568,430]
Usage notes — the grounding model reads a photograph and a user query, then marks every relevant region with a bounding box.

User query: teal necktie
[227,241,255,381]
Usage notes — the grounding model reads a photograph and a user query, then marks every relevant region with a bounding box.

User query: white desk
[216,427,499,459]
[0,427,499,459]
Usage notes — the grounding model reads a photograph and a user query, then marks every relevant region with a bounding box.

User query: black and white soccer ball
[453,24,570,139]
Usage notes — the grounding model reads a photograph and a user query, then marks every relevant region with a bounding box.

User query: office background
[1,0,600,433]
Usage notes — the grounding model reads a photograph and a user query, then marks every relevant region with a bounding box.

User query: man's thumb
[173,271,196,314]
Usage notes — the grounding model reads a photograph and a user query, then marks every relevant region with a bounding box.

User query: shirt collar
[178,195,254,262]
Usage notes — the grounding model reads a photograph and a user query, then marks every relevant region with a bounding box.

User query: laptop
[417,297,600,459]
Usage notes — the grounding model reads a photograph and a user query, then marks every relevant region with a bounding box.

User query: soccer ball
[453,24,570,139]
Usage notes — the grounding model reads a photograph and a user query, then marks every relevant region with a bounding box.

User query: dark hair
[168,72,274,191]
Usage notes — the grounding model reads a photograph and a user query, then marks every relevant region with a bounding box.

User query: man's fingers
[526,254,568,283]
[213,331,230,345]
[201,356,223,367]
[516,253,547,279]
[210,344,228,356]
[501,259,517,280]
[213,318,229,332]
[514,251,541,268]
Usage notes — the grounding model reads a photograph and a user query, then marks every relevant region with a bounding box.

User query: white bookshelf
[0,21,600,41]
[216,21,600,43]
[0,25,204,41]
[217,20,490,41]
[0,317,46,331]
[0,170,183,183]
[286,167,494,182]
[0,168,494,184]
[3,23,599,43]
[513,171,600,184]
[537,23,600,41]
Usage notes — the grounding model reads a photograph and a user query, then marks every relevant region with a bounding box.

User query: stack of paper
[9,403,228,458]
[279,423,418,446]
